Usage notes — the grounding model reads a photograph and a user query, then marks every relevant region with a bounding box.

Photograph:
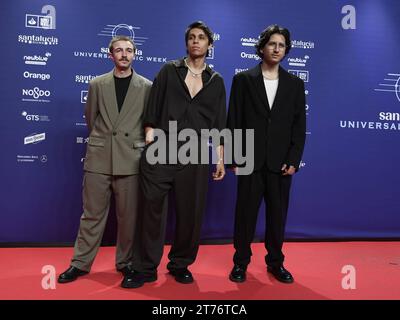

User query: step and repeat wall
[1,0,399,243]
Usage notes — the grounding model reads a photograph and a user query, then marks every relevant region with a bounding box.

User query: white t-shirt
[263,78,279,109]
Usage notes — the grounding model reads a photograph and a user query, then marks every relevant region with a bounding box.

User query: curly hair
[255,24,291,58]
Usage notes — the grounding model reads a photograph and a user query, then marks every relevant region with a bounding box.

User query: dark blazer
[227,64,306,173]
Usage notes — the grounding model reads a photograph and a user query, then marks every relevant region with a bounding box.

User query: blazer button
[125,133,129,137]
[113,132,117,136]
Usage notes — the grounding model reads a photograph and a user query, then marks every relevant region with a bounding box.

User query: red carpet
[0,242,399,300]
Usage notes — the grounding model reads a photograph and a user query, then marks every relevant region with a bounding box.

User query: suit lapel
[115,70,139,128]
[250,64,270,118]
[102,71,119,126]
[270,66,289,112]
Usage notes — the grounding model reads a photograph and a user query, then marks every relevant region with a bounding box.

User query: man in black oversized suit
[227,25,306,284]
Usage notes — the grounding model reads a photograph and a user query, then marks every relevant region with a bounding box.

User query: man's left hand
[281,164,296,176]
[213,163,225,180]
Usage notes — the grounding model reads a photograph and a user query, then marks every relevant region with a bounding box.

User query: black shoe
[121,271,157,289]
[229,264,247,283]
[117,265,134,277]
[58,266,88,283]
[267,265,294,283]
[168,268,194,284]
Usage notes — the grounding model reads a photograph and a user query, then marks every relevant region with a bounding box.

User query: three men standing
[58,23,306,287]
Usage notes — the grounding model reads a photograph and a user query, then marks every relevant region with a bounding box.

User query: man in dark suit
[58,36,152,283]
[227,25,306,284]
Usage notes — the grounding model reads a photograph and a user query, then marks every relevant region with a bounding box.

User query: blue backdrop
[1,0,399,244]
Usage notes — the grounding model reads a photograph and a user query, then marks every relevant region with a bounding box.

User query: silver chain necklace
[184,58,206,77]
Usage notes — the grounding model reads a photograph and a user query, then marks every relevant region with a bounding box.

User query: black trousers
[136,152,209,275]
[233,166,292,268]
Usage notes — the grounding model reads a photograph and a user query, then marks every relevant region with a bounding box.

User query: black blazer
[227,64,306,173]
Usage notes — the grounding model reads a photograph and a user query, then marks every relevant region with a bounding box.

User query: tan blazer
[84,69,152,175]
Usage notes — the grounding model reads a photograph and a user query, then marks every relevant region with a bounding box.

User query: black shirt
[143,59,226,135]
[114,73,132,112]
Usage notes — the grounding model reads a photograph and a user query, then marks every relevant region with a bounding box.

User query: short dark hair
[108,35,136,53]
[185,21,214,46]
[255,24,291,58]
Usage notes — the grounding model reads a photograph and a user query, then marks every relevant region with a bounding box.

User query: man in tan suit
[58,35,152,283]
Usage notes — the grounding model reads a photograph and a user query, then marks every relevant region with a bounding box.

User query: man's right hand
[144,127,154,145]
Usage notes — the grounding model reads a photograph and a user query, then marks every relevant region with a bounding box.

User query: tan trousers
[71,171,140,272]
